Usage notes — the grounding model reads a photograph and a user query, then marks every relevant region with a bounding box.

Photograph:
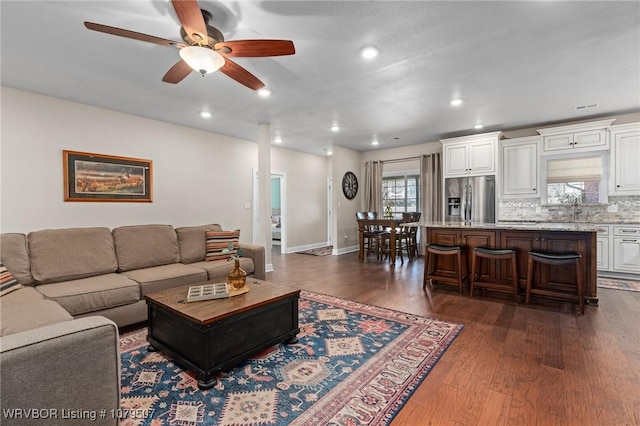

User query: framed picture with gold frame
[63,150,153,202]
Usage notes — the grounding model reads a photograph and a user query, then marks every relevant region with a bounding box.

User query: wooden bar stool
[525,250,584,315]
[470,247,518,302]
[423,243,467,294]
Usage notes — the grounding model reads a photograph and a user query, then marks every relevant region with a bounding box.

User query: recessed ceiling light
[360,46,379,59]
[327,150,333,156]
[200,111,212,118]
[331,125,340,132]
[274,137,283,144]
[371,140,379,146]
[450,98,463,106]
[474,123,484,129]
[258,88,271,97]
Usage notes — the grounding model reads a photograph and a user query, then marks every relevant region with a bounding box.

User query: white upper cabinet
[609,123,640,195]
[500,136,541,198]
[441,131,502,177]
[537,119,615,155]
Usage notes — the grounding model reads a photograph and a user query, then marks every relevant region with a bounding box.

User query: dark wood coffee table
[144,279,300,389]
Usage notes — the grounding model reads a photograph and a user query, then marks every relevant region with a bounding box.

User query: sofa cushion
[205,230,240,261]
[122,263,207,296]
[0,263,22,296]
[176,224,223,264]
[28,227,118,284]
[0,286,44,307]
[113,224,181,272]
[0,299,73,336]
[35,273,140,316]
[0,233,34,285]
[188,257,255,281]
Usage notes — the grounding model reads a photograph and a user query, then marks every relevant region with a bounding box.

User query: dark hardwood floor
[267,248,640,425]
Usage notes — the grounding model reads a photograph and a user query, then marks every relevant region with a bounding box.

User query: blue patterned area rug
[118,290,463,426]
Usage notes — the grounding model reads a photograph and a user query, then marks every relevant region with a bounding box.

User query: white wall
[332,145,362,251]
[271,146,329,250]
[0,88,330,246]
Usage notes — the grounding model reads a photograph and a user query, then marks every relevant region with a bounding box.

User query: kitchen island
[412,221,598,304]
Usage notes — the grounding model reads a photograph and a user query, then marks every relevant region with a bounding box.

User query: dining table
[356,218,402,265]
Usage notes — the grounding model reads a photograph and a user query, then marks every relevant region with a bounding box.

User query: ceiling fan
[84,0,295,90]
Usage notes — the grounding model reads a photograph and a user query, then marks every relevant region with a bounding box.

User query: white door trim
[327,178,333,249]
[272,171,287,254]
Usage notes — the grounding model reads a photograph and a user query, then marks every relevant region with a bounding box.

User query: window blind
[546,156,602,183]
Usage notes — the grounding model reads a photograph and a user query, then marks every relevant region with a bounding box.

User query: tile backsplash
[498,196,640,224]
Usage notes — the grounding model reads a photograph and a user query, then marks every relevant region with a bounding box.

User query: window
[545,155,605,204]
[382,174,419,217]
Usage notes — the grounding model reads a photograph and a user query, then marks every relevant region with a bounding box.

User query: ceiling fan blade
[162,60,193,84]
[171,0,208,44]
[219,58,265,90]
[215,40,295,57]
[84,22,186,48]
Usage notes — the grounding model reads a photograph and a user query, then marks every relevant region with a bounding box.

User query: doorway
[270,172,286,254]
[327,179,333,247]
[252,170,287,255]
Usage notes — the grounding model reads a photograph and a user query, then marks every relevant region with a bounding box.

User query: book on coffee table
[186,283,229,302]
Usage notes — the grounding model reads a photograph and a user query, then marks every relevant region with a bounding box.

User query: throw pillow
[205,230,240,261]
[0,262,22,296]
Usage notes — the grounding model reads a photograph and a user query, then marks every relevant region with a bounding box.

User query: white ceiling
[2,1,639,156]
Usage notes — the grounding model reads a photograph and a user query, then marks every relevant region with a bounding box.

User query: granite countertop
[408,221,601,232]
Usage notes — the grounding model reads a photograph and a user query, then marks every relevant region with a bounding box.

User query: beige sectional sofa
[0,223,265,425]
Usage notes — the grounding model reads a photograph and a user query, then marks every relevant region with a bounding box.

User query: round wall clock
[342,171,358,200]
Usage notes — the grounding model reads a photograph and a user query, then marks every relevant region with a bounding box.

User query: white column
[258,123,272,273]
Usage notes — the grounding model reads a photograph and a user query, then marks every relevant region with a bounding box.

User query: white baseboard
[280,242,359,256]
[597,271,640,280]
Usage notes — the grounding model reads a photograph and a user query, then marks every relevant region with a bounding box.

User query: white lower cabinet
[596,225,610,271]
[596,224,640,276]
[613,226,640,273]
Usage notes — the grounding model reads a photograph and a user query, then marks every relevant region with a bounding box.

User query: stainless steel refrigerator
[445,175,495,223]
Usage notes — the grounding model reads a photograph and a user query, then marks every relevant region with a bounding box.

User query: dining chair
[356,212,385,256]
[378,230,404,263]
[401,212,421,260]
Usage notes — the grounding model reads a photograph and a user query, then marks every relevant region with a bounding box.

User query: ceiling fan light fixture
[179,46,225,75]
[360,46,379,59]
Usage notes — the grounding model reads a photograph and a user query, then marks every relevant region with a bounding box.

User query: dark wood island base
[145,280,300,390]
[422,223,598,306]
